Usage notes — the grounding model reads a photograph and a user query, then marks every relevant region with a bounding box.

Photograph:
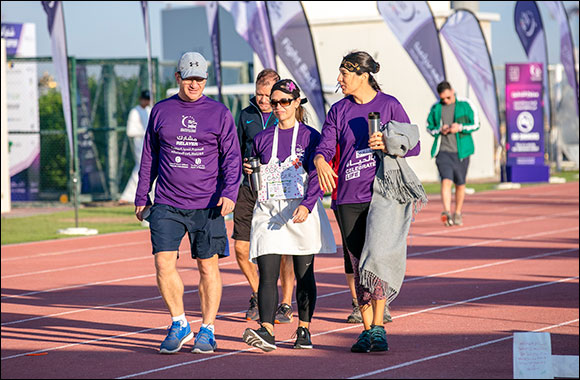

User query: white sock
[171,314,187,328]
[201,323,215,333]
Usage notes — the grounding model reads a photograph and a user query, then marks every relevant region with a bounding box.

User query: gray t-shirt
[439,103,457,153]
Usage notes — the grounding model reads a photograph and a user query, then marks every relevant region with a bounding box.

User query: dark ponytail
[341,51,382,92]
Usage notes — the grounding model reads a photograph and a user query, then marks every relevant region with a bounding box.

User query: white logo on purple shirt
[181,115,197,132]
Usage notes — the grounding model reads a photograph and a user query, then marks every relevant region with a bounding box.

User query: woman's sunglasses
[270,98,295,108]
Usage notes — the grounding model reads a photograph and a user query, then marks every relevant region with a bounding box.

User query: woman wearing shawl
[314,51,427,353]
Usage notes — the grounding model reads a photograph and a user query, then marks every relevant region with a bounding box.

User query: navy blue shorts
[436,151,470,185]
[147,203,229,259]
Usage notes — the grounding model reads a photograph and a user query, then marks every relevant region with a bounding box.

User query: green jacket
[426,97,480,160]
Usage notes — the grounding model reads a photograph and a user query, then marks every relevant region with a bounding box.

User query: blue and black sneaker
[351,329,371,353]
[191,326,217,354]
[159,321,193,354]
[369,324,389,352]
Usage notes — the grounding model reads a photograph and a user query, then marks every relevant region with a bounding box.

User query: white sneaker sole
[191,345,216,354]
[159,331,193,354]
[243,329,276,352]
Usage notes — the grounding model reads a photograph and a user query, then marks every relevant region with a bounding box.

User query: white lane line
[408,226,579,258]
[348,318,580,379]
[1,256,152,280]
[4,208,576,280]
[414,210,578,237]
[2,229,577,326]
[3,224,576,300]
[2,256,577,362]
[0,261,238,325]
[113,276,579,379]
[0,241,149,262]
[2,186,573,263]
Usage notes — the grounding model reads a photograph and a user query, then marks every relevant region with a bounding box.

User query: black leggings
[336,202,370,261]
[256,254,316,325]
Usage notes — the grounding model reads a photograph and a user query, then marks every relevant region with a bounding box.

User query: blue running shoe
[192,326,217,354]
[159,321,193,354]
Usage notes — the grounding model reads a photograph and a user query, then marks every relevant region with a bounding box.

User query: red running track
[1,183,578,379]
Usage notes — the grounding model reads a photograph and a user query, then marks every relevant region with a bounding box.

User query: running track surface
[1,183,578,379]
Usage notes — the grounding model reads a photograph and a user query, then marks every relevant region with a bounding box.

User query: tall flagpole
[141,1,155,103]
[42,1,97,235]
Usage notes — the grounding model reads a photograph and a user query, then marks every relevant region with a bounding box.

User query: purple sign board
[505,63,549,182]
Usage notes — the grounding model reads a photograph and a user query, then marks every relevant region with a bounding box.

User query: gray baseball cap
[178,52,208,79]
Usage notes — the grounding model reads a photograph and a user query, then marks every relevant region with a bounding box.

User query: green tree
[38,88,68,192]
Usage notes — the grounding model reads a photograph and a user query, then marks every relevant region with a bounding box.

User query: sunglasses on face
[270,98,295,108]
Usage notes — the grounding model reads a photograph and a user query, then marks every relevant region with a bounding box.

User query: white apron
[249,122,336,263]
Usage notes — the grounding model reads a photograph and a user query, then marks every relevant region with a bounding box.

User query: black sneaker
[351,329,371,353]
[369,325,389,352]
[242,326,276,352]
[293,326,313,349]
[245,292,259,321]
[274,303,293,324]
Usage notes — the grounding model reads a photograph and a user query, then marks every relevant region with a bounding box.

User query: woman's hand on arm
[313,154,337,193]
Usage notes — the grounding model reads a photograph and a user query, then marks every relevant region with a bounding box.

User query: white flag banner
[440,10,500,141]
[41,1,73,155]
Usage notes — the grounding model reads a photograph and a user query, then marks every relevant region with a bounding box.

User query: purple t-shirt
[252,123,322,212]
[316,92,419,205]
[135,94,241,209]
[262,112,272,126]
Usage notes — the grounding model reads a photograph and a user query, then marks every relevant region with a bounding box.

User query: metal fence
[5,56,252,203]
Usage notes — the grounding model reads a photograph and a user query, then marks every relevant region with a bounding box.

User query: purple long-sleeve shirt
[315,92,419,205]
[252,123,322,212]
[135,94,241,209]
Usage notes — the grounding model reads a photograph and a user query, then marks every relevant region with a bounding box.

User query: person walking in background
[119,90,151,205]
[233,69,296,324]
[426,81,479,227]
[242,79,336,352]
[134,52,241,355]
[314,51,423,353]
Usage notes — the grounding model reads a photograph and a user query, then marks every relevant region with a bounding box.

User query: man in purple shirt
[135,52,241,355]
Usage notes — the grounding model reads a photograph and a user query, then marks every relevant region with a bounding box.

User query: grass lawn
[1,205,147,245]
[2,170,577,245]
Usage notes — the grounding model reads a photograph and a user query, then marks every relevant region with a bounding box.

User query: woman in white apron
[242,79,336,352]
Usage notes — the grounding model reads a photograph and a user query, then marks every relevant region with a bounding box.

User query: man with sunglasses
[426,81,479,227]
[135,52,241,355]
[234,69,296,326]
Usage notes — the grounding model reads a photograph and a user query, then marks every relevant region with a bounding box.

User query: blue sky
[1,1,579,70]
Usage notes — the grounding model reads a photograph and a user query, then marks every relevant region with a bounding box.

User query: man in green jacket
[426,81,479,227]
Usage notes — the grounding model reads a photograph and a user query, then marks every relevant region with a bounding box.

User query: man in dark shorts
[427,81,479,226]
[233,69,296,324]
[135,52,241,354]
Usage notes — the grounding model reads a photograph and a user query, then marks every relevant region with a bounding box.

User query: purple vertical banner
[377,1,445,99]
[140,1,155,103]
[505,63,550,182]
[440,10,500,142]
[514,1,552,129]
[266,1,326,124]
[41,1,73,157]
[76,65,107,195]
[206,1,222,102]
[220,1,277,70]
[544,1,579,115]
